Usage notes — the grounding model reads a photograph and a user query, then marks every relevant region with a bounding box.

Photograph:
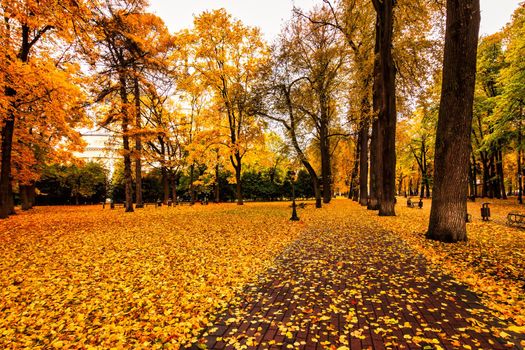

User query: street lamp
[290,170,299,221]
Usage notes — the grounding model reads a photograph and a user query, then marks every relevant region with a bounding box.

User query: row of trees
[34,161,316,205]
[1,0,523,242]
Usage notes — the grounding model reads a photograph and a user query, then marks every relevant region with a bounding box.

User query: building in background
[75,129,120,178]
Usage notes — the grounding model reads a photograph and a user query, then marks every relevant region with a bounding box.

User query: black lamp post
[290,170,299,221]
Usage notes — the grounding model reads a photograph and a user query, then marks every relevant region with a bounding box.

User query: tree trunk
[232,153,243,205]
[162,167,169,204]
[374,0,397,216]
[320,118,332,204]
[427,0,480,242]
[519,118,523,204]
[28,183,35,208]
[214,162,220,203]
[368,118,381,210]
[481,154,489,197]
[469,154,477,198]
[1,28,32,218]
[489,154,498,198]
[20,184,30,211]
[397,174,404,196]
[189,163,196,205]
[120,75,134,213]
[349,134,360,201]
[496,148,507,199]
[0,88,16,219]
[134,76,143,208]
[235,168,243,205]
[171,173,178,204]
[359,121,369,206]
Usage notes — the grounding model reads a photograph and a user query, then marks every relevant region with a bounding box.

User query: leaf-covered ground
[1,200,524,349]
[366,199,525,332]
[196,200,524,349]
[0,204,301,348]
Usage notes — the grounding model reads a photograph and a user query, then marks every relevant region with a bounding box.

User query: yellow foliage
[0,204,300,348]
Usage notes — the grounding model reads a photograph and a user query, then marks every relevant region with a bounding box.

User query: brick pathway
[193,214,521,349]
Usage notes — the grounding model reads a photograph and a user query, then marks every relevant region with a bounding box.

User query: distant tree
[191,9,269,205]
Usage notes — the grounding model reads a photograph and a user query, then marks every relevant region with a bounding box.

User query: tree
[0,0,88,218]
[370,0,397,216]
[494,4,525,203]
[85,2,170,212]
[427,0,480,242]
[191,9,268,205]
[471,34,507,199]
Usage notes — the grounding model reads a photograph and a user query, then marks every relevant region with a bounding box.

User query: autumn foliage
[0,201,524,348]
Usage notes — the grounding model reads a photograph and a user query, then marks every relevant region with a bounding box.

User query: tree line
[2,0,522,242]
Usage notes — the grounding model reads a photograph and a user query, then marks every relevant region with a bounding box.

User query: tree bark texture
[427,0,480,242]
[373,0,397,216]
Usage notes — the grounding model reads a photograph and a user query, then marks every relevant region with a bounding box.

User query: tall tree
[0,0,88,218]
[86,2,170,212]
[371,0,397,216]
[427,0,480,242]
[191,9,268,205]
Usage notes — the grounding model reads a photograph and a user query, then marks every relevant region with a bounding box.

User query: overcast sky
[147,0,522,41]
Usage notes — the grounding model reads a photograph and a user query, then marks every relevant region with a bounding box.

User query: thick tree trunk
[1,29,32,218]
[134,76,143,208]
[359,121,369,206]
[0,86,16,219]
[235,169,242,205]
[427,0,480,242]
[374,0,397,216]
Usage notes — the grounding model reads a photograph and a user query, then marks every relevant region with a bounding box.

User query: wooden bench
[507,212,525,228]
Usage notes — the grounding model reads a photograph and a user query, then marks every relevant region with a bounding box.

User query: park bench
[507,212,525,228]
[407,198,423,209]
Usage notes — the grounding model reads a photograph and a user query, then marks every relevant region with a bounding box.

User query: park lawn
[0,203,302,349]
[0,199,524,349]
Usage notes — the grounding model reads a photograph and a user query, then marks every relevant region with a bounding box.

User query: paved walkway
[193,215,520,349]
